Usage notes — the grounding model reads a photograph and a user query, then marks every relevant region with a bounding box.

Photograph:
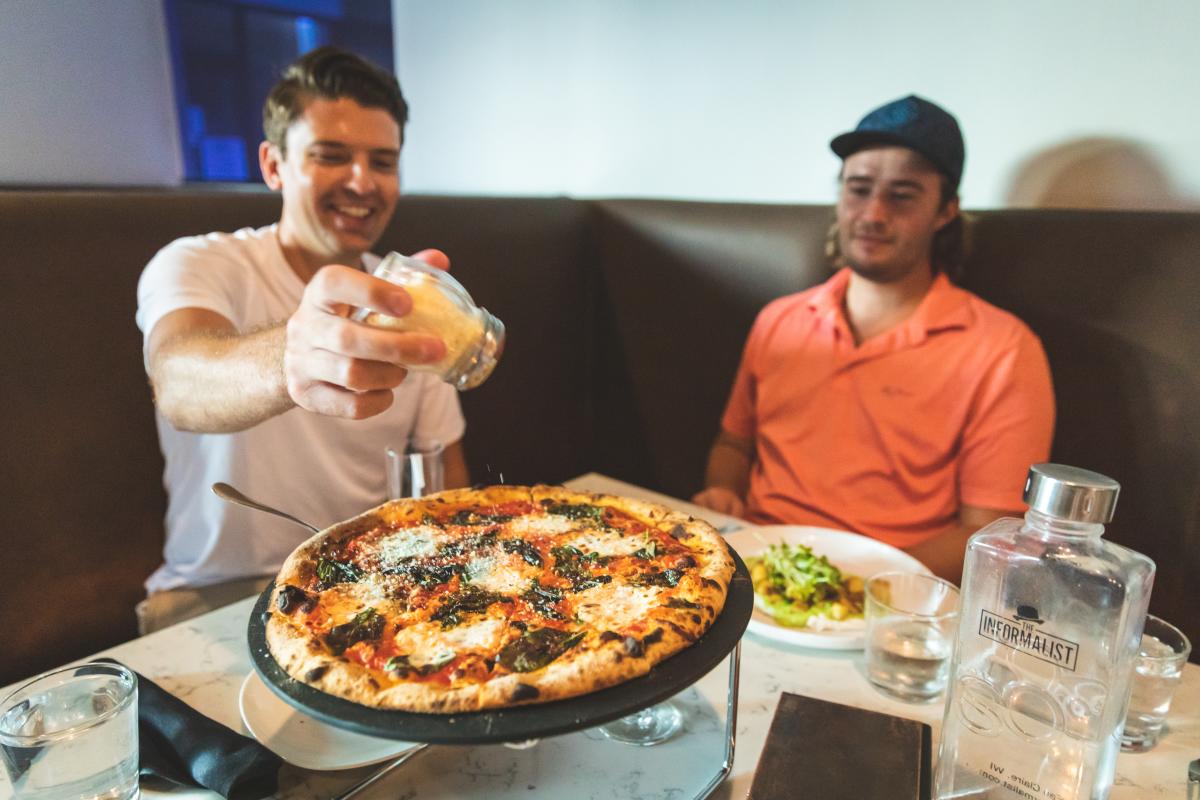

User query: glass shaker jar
[934,463,1155,800]
[355,252,505,390]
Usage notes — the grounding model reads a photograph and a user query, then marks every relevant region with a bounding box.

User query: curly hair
[263,46,408,156]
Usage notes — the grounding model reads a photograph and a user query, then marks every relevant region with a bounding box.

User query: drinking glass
[386,441,445,500]
[864,571,959,703]
[0,662,139,800]
[598,698,683,746]
[1120,613,1191,752]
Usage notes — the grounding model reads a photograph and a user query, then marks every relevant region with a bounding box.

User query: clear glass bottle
[355,252,505,390]
[934,464,1155,800]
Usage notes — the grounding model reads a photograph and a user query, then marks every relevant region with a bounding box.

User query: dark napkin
[94,659,281,800]
[748,692,932,800]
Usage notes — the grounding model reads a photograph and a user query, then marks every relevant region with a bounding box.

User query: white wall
[0,0,181,186]
[393,0,1200,210]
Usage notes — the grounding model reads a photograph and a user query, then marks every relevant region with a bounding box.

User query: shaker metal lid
[1023,463,1120,523]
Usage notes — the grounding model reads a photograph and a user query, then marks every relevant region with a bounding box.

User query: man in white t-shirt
[134,47,470,633]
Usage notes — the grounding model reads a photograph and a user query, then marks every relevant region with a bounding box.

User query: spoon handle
[211,482,320,533]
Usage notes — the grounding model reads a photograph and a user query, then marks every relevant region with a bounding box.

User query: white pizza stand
[2,474,1196,800]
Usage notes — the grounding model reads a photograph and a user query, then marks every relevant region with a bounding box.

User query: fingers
[692,487,745,517]
[298,313,446,365]
[411,248,450,271]
[305,265,413,318]
[298,348,410,392]
[286,379,397,420]
[283,260,454,421]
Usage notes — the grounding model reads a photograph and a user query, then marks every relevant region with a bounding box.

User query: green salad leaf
[747,541,863,628]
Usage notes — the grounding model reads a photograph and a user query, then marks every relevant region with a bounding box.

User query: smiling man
[135,47,469,633]
[693,95,1055,584]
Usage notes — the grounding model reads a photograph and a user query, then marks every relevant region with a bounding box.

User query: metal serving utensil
[332,744,430,800]
[211,482,320,533]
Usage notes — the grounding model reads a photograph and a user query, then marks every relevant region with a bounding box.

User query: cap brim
[830,130,959,187]
[830,130,922,160]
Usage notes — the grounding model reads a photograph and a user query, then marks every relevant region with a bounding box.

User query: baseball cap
[830,95,965,190]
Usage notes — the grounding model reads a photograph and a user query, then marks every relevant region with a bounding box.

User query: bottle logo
[978,608,1079,671]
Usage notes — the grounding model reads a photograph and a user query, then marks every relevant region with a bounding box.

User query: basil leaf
[498,628,586,673]
[326,607,383,654]
[317,558,363,587]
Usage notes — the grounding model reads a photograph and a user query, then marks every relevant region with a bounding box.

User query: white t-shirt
[136,225,466,593]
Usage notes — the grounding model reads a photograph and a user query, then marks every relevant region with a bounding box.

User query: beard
[837,227,932,284]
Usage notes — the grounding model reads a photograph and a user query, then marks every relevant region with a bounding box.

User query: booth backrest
[1,190,1196,683]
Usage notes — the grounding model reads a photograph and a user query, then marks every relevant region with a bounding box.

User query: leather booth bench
[2,189,1197,683]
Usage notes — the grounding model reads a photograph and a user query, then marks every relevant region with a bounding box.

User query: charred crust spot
[701,578,721,590]
[304,665,329,682]
[691,614,702,624]
[669,524,691,540]
[623,636,644,657]
[276,585,311,614]
[510,620,528,630]
[599,631,621,642]
[643,628,664,646]
[511,683,540,702]
[703,604,715,616]
[299,598,317,614]
[613,652,623,663]
[368,677,380,689]
[676,555,696,569]
[666,621,697,642]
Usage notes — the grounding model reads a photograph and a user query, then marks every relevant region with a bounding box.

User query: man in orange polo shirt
[692,95,1054,584]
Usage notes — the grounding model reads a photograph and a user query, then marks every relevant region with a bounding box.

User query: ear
[934,196,960,231]
[259,141,284,191]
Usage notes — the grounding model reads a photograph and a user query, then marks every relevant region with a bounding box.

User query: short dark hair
[263,46,408,157]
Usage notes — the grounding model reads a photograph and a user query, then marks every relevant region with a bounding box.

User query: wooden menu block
[748,692,932,800]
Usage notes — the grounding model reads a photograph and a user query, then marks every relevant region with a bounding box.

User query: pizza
[265,485,735,713]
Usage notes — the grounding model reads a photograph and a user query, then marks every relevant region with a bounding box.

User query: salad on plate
[746,541,865,630]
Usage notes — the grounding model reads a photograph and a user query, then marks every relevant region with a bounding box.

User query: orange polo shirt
[721,268,1055,549]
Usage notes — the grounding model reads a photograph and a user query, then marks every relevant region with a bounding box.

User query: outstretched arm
[691,429,754,518]
[148,264,446,433]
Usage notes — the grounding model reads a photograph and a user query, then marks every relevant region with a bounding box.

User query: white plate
[726,525,931,650]
[238,671,420,770]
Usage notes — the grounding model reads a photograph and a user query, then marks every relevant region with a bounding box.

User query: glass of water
[1120,613,1191,752]
[386,441,445,500]
[864,571,959,703]
[0,662,138,800]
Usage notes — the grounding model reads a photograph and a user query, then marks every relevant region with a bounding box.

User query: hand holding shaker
[357,253,505,390]
[934,464,1155,800]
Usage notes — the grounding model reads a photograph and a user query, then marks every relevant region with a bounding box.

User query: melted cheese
[507,515,577,536]
[464,551,533,594]
[390,618,507,665]
[573,583,662,631]
[564,530,647,558]
[375,526,443,564]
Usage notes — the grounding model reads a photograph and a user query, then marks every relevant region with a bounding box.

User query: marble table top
[2,473,1196,799]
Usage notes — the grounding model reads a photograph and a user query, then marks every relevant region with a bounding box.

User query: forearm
[905,506,1010,587]
[905,525,972,587]
[150,323,293,433]
[703,432,753,496]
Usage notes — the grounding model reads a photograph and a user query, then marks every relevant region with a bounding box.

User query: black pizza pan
[246,549,752,745]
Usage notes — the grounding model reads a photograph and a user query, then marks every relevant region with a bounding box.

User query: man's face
[260,96,401,263]
[835,146,958,284]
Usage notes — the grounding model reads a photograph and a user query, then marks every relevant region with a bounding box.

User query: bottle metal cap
[1023,463,1120,523]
